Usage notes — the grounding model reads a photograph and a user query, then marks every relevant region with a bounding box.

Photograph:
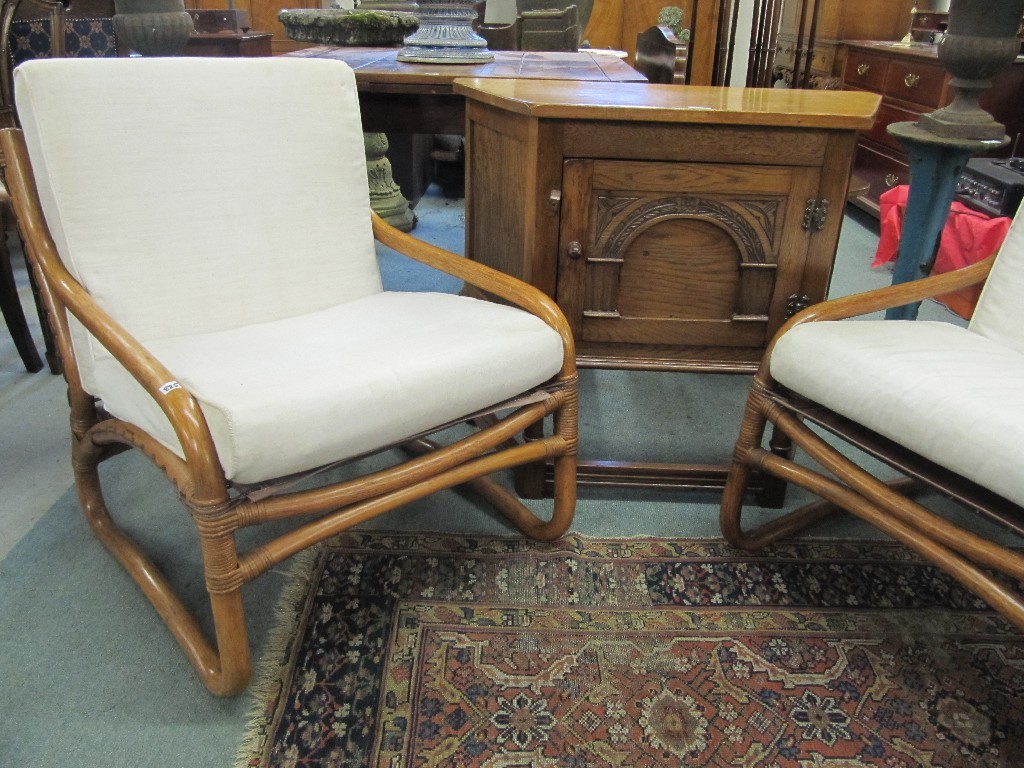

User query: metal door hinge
[802,198,829,232]
[785,293,812,318]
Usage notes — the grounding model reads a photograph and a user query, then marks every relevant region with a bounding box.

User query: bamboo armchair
[2,57,578,696]
[721,206,1024,631]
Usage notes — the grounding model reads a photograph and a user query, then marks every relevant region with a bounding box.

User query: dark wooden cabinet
[841,41,1024,216]
[183,32,272,57]
[184,0,319,55]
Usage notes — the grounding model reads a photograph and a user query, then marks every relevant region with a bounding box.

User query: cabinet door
[556,159,821,368]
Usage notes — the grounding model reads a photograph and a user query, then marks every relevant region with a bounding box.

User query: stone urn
[278,9,419,47]
[917,0,1024,139]
[113,0,194,57]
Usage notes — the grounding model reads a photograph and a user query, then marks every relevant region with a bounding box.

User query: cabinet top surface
[843,40,942,61]
[454,79,881,129]
[843,39,1024,64]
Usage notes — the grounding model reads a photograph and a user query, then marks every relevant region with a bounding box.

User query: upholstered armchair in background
[721,204,1024,631]
[0,57,578,695]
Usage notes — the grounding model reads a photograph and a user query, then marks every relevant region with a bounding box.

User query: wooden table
[456,77,880,496]
[284,47,646,134]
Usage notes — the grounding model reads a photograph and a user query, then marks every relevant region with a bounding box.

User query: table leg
[0,208,43,372]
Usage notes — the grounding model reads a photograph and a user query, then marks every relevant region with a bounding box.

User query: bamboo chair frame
[0,127,579,696]
[721,255,1024,632]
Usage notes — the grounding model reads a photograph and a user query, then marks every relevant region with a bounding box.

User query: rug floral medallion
[237,533,1024,767]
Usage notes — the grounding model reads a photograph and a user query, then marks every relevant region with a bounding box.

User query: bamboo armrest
[371,212,577,374]
[758,255,996,379]
[786,256,994,327]
[38,250,220,471]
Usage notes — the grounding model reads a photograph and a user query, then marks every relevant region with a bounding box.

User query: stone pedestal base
[365,132,417,232]
[397,0,493,64]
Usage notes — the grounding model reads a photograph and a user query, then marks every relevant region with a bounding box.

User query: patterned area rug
[237,533,1024,767]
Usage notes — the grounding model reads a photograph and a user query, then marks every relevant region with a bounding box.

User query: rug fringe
[233,544,324,768]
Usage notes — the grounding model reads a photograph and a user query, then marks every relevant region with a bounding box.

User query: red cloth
[872,185,1011,318]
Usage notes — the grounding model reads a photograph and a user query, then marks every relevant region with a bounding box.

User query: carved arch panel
[556,159,821,360]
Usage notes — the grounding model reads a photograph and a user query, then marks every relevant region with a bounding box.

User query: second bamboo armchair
[721,204,1024,630]
[1,57,578,696]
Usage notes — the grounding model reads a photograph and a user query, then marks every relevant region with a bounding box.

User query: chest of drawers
[842,41,1024,216]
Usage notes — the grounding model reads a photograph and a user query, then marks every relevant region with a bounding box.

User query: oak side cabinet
[455,78,880,375]
[454,79,879,495]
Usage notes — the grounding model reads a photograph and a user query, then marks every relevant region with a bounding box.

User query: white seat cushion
[92,292,565,484]
[770,320,1024,508]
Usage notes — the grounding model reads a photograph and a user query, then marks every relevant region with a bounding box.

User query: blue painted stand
[884,121,1006,320]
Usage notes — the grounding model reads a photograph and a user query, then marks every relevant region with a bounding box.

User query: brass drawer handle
[904,73,921,88]
[885,173,900,188]
[857,63,870,76]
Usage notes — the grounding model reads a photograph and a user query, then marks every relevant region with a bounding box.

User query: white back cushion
[14,57,382,392]
[970,200,1024,354]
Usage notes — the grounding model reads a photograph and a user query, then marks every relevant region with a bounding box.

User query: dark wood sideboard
[772,0,915,86]
[841,40,1024,216]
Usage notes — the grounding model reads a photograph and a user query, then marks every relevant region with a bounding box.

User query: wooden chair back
[0,0,118,128]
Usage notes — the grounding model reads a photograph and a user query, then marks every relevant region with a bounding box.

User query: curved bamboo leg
[72,433,252,696]
[544,382,579,541]
[399,385,579,542]
[721,385,848,551]
[481,381,577,541]
[402,439,576,541]
[720,386,769,546]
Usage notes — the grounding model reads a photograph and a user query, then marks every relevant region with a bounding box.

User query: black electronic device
[955,157,1024,218]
